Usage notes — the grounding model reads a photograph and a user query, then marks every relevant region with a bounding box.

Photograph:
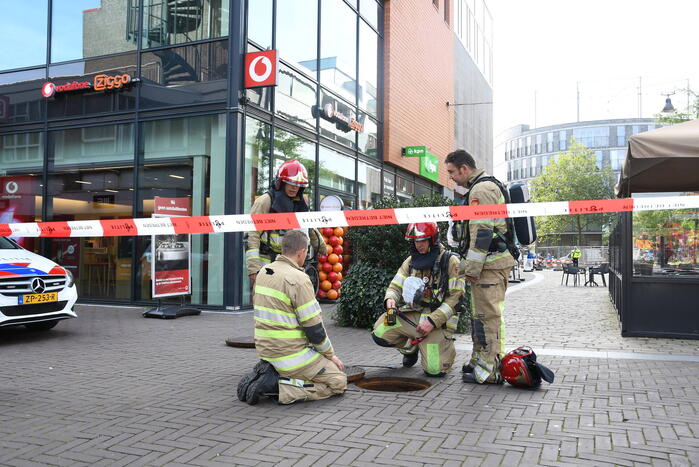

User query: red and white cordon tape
[2,196,698,238]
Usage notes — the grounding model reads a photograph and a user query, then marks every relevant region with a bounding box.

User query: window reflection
[320,0,357,103]
[276,63,317,131]
[319,146,355,193]
[248,0,272,50]
[273,129,316,206]
[358,21,378,116]
[360,0,379,28]
[244,117,271,209]
[318,88,359,149]
[0,3,48,71]
[142,0,229,48]
[358,161,381,209]
[51,0,137,63]
[358,116,378,157]
[277,0,318,76]
[0,69,46,124]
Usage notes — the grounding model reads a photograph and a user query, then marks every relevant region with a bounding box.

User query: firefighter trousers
[468,267,510,383]
[371,310,456,375]
[277,355,347,404]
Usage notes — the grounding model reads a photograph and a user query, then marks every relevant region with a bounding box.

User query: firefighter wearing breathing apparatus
[371,222,465,377]
[445,149,518,384]
[245,160,321,290]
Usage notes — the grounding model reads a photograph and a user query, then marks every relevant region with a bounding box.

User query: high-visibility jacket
[571,249,581,259]
[384,245,465,332]
[245,193,284,276]
[460,168,517,277]
[253,255,335,374]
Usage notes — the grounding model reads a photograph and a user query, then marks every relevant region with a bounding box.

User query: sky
[489,0,699,137]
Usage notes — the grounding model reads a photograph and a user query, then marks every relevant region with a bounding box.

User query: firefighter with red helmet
[245,160,318,290]
[370,222,465,376]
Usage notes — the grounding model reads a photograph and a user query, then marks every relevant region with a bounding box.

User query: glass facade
[0,1,385,309]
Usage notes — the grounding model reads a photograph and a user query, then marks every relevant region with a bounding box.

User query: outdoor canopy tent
[610,118,699,338]
[618,118,699,196]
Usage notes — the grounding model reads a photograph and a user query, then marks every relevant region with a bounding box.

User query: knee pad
[371,333,394,348]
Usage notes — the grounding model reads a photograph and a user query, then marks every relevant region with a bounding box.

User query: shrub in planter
[333,263,393,329]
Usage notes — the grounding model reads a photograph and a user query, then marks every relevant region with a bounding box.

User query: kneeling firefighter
[371,222,465,376]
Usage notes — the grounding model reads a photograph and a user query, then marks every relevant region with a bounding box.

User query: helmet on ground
[405,222,439,246]
[500,346,555,388]
[274,160,309,190]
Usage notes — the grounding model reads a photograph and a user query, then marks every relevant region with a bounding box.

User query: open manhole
[355,377,431,392]
[225,336,255,348]
[345,366,366,383]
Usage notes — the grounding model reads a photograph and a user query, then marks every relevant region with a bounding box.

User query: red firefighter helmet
[500,346,541,388]
[274,160,309,190]
[405,222,439,246]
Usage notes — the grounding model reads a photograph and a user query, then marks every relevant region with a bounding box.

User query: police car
[0,237,78,331]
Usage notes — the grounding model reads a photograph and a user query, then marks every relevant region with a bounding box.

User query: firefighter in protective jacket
[445,149,517,384]
[371,222,465,376]
[238,230,347,405]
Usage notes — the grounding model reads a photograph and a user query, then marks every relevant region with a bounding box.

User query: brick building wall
[383,0,455,189]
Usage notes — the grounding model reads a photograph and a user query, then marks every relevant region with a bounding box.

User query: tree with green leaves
[654,88,699,126]
[530,139,616,245]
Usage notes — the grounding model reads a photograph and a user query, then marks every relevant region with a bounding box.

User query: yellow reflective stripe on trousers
[262,347,320,371]
[296,299,322,322]
[373,318,401,338]
[426,343,440,375]
[254,328,305,339]
[255,285,292,305]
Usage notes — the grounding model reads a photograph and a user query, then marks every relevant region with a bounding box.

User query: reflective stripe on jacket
[254,255,334,373]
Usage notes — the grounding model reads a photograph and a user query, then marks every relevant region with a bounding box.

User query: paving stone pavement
[1,269,698,466]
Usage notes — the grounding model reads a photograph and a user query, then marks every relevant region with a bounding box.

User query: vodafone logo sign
[41,82,56,98]
[245,50,278,88]
[6,181,19,194]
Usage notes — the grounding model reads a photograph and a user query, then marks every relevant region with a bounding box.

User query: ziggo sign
[41,73,133,98]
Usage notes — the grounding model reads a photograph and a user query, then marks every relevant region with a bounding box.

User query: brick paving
[1,269,698,466]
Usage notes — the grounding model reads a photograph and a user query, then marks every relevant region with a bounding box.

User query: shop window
[415,181,431,197]
[0,69,46,124]
[0,2,48,71]
[273,129,316,206]
[396,175,414,201]
[244,117,271,211]
[358,20,378,117]
[51,0,136,64]
[138,114,227,306]
[140,41,228,108]
[320,0,357,104]
[318,88,358,149]
[141,0,229,49]
[276,63,317,132]
[632,196,699,277]
[276,0,318,77]
[46,122,135,300]
[358,116,378,158]
[248,0,272,50]
[47,54,138,119]
[0,132,44,254]
[357,161,381,209]
[319,146,355,194]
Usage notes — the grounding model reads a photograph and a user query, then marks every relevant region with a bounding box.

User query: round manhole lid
[345,366,366,383]
[355,377,431,392]
[225,336,255,348]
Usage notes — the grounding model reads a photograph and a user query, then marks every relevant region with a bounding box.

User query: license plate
[19,292,58,305]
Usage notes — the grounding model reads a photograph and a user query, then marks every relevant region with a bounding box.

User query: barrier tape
[2,195,698,238]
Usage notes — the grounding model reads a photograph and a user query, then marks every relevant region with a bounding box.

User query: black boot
[237,360,276,403]
[245,362,279,405]
[462,362,474,373]
[402,351,419,368]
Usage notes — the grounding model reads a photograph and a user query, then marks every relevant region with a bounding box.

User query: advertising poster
[151,197,192,298]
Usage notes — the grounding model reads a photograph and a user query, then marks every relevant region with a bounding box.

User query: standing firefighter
[237,230,347,405]
[245,160,311,291]
[445,149,518,384]
[371,222,465,377]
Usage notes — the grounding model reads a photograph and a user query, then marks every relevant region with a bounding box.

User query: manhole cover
[345,366,365,383]
[355,377,431,392]
[225,336,255,348]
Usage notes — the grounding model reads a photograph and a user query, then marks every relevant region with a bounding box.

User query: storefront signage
[402,145,426,157]
[420,152,439,182]
[151,197,192,298]
[40,73,134,98]
[313,103,364,133]
[320,195,344,211]
[245,50,278,88]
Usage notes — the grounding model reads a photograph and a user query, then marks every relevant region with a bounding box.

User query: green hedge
[334,194,471,333]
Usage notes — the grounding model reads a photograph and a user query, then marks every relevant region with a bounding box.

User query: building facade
[496,118,662,245]
[0,0,492,309]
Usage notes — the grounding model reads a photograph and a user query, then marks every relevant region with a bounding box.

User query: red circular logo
[41,82,56,98]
